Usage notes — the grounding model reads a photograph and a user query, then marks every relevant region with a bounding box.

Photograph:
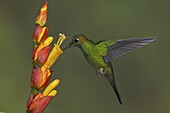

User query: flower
[27,79,60,113]
[41,33,66,70]
[33,36,53,64]
[31,34,66,90]
[36,46,51,66]
[36,2,48,26]
[31,66,52,90]
[33,26,48,44]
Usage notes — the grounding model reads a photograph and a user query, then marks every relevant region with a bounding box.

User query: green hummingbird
[63,34,156,105]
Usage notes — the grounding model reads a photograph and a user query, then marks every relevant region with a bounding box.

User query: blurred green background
[0,0,169,113]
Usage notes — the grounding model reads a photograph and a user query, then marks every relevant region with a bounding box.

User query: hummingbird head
[63,34,87,51]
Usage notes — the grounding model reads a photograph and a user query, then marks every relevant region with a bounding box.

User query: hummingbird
[63,34,156,105]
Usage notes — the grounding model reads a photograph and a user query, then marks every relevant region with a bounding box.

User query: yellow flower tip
[41,2,48,12]
[43,79,60,96]
[44,36,53,46]
[48,90,57,96]
[36,2,48,26]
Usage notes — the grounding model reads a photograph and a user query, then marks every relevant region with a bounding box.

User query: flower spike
[27,2,66,113]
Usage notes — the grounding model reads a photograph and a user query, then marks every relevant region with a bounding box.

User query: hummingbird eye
[74,38,79,43]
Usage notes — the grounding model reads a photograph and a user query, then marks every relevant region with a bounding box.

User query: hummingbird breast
[80,41,109,75]
[85,51,109,75]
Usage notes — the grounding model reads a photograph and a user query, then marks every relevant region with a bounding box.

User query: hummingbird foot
[96,68,107,77]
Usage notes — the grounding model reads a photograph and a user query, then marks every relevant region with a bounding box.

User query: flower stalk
[26,2,66,113]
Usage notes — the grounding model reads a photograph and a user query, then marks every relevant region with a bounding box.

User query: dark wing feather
[104,37,156,62]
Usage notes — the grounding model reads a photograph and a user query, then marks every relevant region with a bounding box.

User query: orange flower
[36,2,48,26]
[27,93,54,113]
[33,36,53,62]
[27,79,59,113]
[33,25,48,44]
[31,66,52,90]
[36,46,51,65]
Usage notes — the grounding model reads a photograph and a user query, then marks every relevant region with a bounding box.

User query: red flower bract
[36,2,48,26]
[33,25,48,44]
[31,66,52,90]
[27,93,54,113]
[36,46,51,65]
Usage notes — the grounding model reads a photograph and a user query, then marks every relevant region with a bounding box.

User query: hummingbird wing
[103,37,156,62]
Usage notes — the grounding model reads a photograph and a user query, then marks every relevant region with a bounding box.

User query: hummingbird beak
[62,45,71,51]
[62,41,74,51]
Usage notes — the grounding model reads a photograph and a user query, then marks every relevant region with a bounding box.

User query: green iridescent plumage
[63,34,156,105]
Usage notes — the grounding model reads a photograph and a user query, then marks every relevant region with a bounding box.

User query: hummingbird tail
[108,76,123,105]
